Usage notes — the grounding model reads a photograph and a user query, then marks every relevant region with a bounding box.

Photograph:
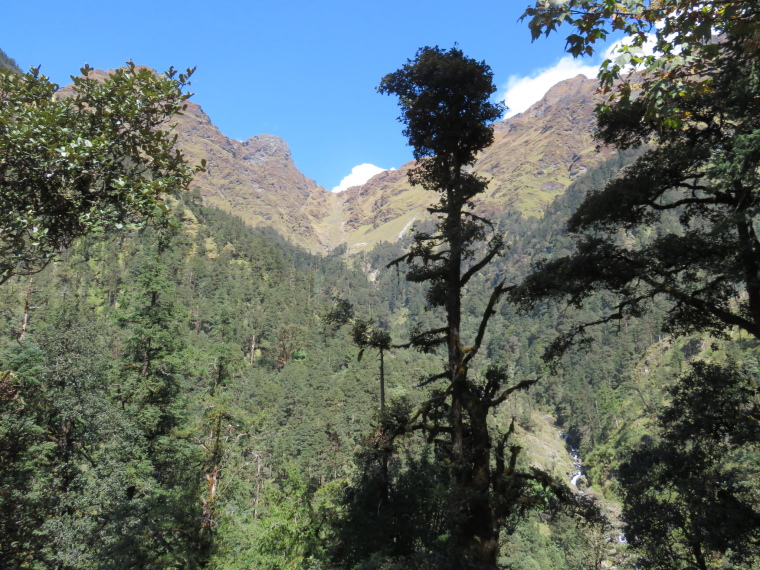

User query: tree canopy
[522,1,760,126]
[0,62,203,284]
[378,46,503,174]
[513,7,760,565]
[513,2,760,357]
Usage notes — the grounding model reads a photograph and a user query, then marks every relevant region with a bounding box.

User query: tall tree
[513,2,760,354]
[379,46,553,568]
[0,61,204,283]
[620,363,760,569]
[325,298,392,411]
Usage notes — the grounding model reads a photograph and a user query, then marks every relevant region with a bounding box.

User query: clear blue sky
[2,0,611,191]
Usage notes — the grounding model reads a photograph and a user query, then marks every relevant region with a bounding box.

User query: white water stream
[560,431,585,492]
[560,430,628,545]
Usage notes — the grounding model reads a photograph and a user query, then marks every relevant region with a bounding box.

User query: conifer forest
[1,2,759,568]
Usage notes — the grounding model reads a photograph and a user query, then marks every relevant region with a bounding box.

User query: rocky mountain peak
[240,134,293,165]
[522,74,596,120]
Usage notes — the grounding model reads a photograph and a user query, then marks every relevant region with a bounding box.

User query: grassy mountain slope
[337,75,612,251]
[11,62,609,258]
[152,72,609,254]
[0,49,21,73]
[174,101,343,252]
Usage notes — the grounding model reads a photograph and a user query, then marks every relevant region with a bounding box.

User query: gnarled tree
[380,46,554,568]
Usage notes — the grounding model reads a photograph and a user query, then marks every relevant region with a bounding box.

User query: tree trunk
[18,277,35,342]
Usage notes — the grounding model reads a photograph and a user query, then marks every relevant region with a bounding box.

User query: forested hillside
[3,4,760,565]
[0,190,421,566]
[5,144,754,569]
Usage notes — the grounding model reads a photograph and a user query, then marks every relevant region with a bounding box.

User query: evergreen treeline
[2,28,760,567]
[3,154,753,568]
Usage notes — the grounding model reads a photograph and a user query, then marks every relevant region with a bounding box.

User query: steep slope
[338,75,612,251]
[0,48,21,73]
[53,67,608,255]
[173,101,343,252]
[162,72,608,255]
[478,75,611,214]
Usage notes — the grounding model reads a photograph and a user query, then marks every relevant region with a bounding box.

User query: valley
[173,73,608,254]
[2,14,759,567]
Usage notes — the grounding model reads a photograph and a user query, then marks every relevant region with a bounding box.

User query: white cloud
[332,163,394,193]
[499,30,664,119]
[499,56,601,118]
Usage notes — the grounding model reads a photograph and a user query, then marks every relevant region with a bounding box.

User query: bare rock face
[240,135,293,165]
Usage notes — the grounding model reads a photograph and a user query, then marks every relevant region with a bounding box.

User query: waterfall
[560,431,629,546]
[560,431,584,493]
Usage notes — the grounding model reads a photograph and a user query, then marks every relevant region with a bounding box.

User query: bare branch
[490,378,539,408]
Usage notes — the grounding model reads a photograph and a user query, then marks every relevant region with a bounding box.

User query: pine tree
[111,234,206,567]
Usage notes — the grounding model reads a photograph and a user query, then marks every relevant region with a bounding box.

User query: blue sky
[3,0,613,191]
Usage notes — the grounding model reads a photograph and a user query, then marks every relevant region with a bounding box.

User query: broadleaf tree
[0,61,204,284]
[379,46,574,568]
[620,362,760,569]
[513,2,760,355]
[522,1,760,127]
[514,4,760,566]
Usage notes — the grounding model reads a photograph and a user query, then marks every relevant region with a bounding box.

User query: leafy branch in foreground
[522,1,760,126]
[0,61,205,283]
[512,10,760,359]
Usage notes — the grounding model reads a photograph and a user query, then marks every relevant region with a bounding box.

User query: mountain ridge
[335,74,612,251]
[167,72,609,253]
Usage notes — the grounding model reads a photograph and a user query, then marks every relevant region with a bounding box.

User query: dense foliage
[620,362,760,569]
[515,0,760,381]
[0,62,203,284]
[523,1,760,124]
[0,196,393,567]
[0,174,640,569]
[2,23,760,568]
[517,2,760,567]
[3,142,753,569]
[512,39,760,354]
